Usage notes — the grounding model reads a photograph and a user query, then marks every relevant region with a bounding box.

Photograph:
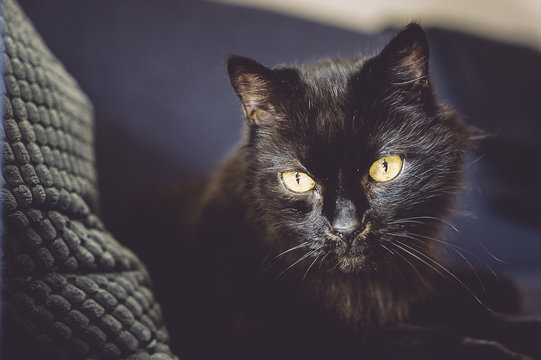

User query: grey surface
[1,0,178,357]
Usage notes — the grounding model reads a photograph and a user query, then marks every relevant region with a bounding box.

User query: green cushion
[1,0,179,358]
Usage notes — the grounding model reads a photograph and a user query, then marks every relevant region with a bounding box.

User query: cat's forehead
[268,55,455,171]
[297,57,365,96]
[280,58,374,149]
[277,107,373,173]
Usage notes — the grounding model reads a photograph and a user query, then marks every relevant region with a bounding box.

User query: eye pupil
[281,171,316,193]
[368,155,403,182]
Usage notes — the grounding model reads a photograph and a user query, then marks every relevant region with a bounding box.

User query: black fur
[222,23,469,326]
[169,24,541,359]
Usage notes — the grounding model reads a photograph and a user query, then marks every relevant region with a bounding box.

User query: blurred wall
[217,0,541,51]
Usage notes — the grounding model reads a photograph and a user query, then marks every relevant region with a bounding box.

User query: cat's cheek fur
[214,23,471,328]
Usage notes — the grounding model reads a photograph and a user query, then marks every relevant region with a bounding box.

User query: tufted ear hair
[365,23,432,104]
[227,55,298,126]
[379,23,429,85]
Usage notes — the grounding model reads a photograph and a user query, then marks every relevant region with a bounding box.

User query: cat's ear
[227,55,285,126]
[374,23,431,100]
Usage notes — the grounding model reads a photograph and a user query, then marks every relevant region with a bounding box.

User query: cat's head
[228,24,471,275]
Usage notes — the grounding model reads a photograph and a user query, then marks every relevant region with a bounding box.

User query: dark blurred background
[16,0,541,336]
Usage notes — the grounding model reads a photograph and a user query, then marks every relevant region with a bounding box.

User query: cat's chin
[335,253,380,274]
[323,232,383,274]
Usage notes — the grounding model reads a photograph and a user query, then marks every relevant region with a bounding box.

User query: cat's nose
[331,197,362,243]
[333,224,362,244]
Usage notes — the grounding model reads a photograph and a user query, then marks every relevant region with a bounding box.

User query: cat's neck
[304,270,434,326]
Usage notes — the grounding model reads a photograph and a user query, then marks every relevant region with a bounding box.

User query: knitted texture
[1,0,179,358]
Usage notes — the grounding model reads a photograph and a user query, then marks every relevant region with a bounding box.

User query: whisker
[406,232,499,280]
[391,241,450,282]
[272,242,310,261]
[278,250,315,278]
[388,219,425,226]
[385,242,430,289]
[379,242,407,281]
[398,216,460,234]
[466,152,487,168]
[263,242,309,271]
[450,246,487,294]
[389,230,500,286]
[393,240,487,309]
[391,75,428,86]
[303,254,321,282]
[379,243,395,255]
[390,232,493,271]
[478,241,510,264]
[399,219,510,267]
[318,250,332,271]
[396,232,487,295]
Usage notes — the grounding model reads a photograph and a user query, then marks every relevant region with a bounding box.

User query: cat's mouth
[326,222,372,246]
[336,252,370,272]
[323,223,382,273]
[333,246,383,273]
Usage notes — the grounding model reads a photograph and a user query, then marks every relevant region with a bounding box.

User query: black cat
[145,24,541,359]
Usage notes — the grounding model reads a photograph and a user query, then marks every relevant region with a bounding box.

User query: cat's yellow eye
[369,155,403,182]
[281,171,316,193]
